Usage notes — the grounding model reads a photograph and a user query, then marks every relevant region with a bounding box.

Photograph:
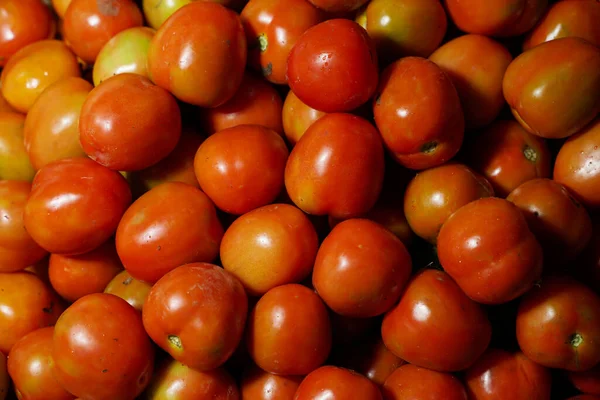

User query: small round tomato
[0,112,35,181]
[381,269,492,372]
[0,40,80,113]
[403,163,494,243]
[241,364,302,400]
[285,113,385,219]
[24,158,132,255]
[53,293,155,400]
[24,77,91,171]
[429,34,513,131]
[143,0,247,29]
[93,26,155,86]
[148,2,246,107]
[503,37,600,139]
[287,18,378,113]
[374,57,464,169]
[568,365,600,395]
[382,364,467,400]
[0,352,6,400]
[282,89,327,146]
[104,270,151,313]
[516,276,600,371]
[0,271,64,354]
[246,284,331,375]
[294,366,382,400]
[307,0,368,12]
[8,327,75,400]
[464,348,552,400]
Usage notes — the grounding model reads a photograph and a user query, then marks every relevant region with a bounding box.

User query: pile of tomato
[0,0,599,399]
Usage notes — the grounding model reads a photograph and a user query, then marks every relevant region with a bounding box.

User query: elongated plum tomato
[23,158,132,255]
[503,37,600,139]
[79,73,181,171]
[0,112,35,182]
[284,113,385,219]
[381,269,492,372]
[147,2,246,108]
[282,89,327,146]
[287,19,378,113]
[294,366,382,400]
[0,352,6,400]
[104,270,152,313]
[382,364,468,400]
[241,363,302,400]
[374,57,464,170]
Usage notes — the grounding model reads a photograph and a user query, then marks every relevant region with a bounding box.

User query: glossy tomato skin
[24,157,132,255]
[246,284,331,375]
[7,327,75,400]
[374,57,464,170]
[116,182,223,284]
[53,293,155,400]
[381,269,492,372]
[568,365,600,395]
[0,352,6,400]
[148,2,247,108]
[104,270,151,313]
[382,364,467,400]
[294,366,382,400]
[143,263,248,371]
[282,89,327,145]
[503,37,600,139]
[241,364,302,400]
[0,112,35,182]
[516,276,600,371]
[464,348,551,400]
[287,19,378,113]
[285,113,385,219]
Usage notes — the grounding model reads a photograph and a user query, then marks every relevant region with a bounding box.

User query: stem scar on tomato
[421,141,438,154]
[523,145,538,162]
[258,34,268,52]
[262,62,273,77]
[168,335,183,350]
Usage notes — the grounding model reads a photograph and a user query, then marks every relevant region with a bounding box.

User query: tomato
[53,293,155,400]
[24,158,132,255]
[294,366,382,400]
[282,89,327,146]
[0,40,80,113]
[116,182,223,284]
[381,269,492,372]
[0,352,6,400]
[104,270,151,313]
[516,276,600,371]
[554,117,600,210]
[429,35,513,131]
[143,0,247,29]
[246,284,331,375]
[285,113,385,219]
[148,2,247,107]
[241,364,302,400]
[568,365,600,395]
[143,263,248,371]
[464,119,552,197]
[92,26,155,86]
[374,57,464,169]
[0,112,35,181]
[52,0,73,18]
[503,37,600,139]
[0,271,64,354]
[287,19,378,113]
[382,364,467,400]
[23,77,91,171]
[7,327,75,400]
[0,0,55,67]
[306,0,368,12]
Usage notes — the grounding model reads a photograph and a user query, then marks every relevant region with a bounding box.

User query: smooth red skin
[0,271,64,354]
[116,182,224,284]
[523,0,600,50]
[282,89,327,145]
[103,270,151,313]
[0,352,6,400]
[287,19,378,113]
[294,366,382,400]
[79,73,182,171]
[143,263,248,371]
[312,219,412,317]
[0,181,48,272]
[568,365,600,395]
[554,117,600,209]
[241,364,302,400]
[285,113,385,219]
[464,348,551,400]
[8,327,75,400]
[148,2,247,108]
[429,35,513,131]
[307,0,368,12]
[517,276,600,371]
[374,57,464,170]
[246,284,331,375]
[62,0,143,64]
[53,293,155,400]
[503,37,600,139]
[382,364,467,400]
[381,269,492,372]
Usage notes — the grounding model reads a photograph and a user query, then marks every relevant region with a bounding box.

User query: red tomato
[381,269,492,372]
[282,89,327,146]
[287,19,378,113]
[241,364,302,400]
[373,57,464,170]
[294,366,382,400]
[306,0,368,12]
[568,365,600,395]
[382,364,467,400]
[104,270,152,313]
[0,352,6,400]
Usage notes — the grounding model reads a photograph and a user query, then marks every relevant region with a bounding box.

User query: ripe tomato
[306,0,368,12]
[516,276,600,371]
[0,112,35,182]
[104,270,151,313]
[294,366,382,400]
[381,269,492,372]
[148,2,247,107]
[246,284,331,375]
[287,19,378,113]
[0,352,6,400]
[285,113,385,219]
[142,0,247,29]
[143,263,248,371]
[568,365,600,396]
[382,364,467,400]
[24,157,132,255]
[7,327,75,400]
[282,89,327,146]
[374,57,464,169]
[241,363,302,400]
